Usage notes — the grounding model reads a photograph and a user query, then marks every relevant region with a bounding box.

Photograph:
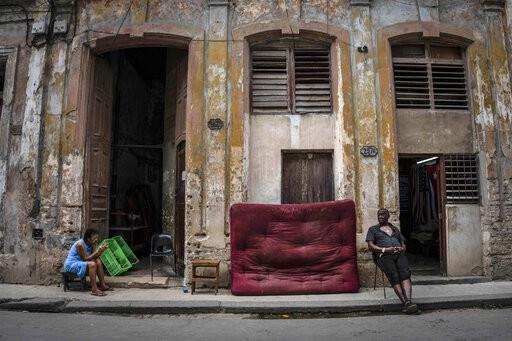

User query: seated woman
[64,228,111,296]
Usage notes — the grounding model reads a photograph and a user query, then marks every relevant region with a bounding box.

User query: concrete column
[202,1,229,248]
[482,0,512,278]
[350,0,380,233]
[40,42,71,237]
[226,38,246,227]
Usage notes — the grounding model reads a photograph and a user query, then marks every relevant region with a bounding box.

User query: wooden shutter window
[444,154,479,204]
[251,49,289,114]
[432,63,468,109]
[294,47,331,114]
[393,63,430,109]
[250,39,332,115]
[392,44,468,111]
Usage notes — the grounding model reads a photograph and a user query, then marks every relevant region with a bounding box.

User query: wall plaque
[360,145,378,157]
[208,118,224,130]
[10,124,22,135]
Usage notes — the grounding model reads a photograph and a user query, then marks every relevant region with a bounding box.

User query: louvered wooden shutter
[294,47,331,114]
[432,63,468,109]
[393,63,430,109]
[251,50,289,114]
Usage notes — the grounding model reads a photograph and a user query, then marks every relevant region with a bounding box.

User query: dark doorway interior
[281,151,334,204]
[399,155,442,275]
[108,48,166,257]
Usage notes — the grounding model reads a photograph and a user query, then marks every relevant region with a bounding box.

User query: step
[412,275,492,285]
[105,276,183,289]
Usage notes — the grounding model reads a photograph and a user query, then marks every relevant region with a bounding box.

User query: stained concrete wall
[248,114,336,203]
[0,0,511,286]
[397,111,474,154]
[446,205,483,276]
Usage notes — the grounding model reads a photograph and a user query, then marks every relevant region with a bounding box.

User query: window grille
[444,154,479,204]
[392,44,468,110]
[251,40,331,115]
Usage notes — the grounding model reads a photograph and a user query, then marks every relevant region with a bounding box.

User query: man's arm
[367,240,394,254]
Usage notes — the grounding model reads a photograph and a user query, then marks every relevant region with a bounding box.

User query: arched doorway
[83,36,189,279]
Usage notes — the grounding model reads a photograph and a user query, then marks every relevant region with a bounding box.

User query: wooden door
[174,51,187,142]
[174,141,186,276]
[85,56,113,241]
[281,152,334,204]
[438,157,447,275]
[173,51,187,276]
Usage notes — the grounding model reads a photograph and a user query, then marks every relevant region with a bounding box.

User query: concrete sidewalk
[1,281,512,315]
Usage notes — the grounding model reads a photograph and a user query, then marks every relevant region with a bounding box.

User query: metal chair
[150,234,175,281]
[373,261,387,298]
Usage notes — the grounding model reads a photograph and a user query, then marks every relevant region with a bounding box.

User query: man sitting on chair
[366,208,418,314]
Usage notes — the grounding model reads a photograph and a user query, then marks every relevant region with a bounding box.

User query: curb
[1,294,511,315]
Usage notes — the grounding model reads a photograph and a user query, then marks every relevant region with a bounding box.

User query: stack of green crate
[98,236,137,276]
[113,235,139,266]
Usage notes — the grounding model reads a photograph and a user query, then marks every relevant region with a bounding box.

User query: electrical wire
[112,0,134,44]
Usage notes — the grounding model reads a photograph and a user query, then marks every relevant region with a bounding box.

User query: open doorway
[84,46,188,279]
[399,155,444,275]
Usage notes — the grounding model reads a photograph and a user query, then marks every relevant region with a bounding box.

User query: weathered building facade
[0,0,511,286]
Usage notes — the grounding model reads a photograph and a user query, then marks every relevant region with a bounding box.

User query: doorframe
[398,153,447,275]
[80,35,191,249]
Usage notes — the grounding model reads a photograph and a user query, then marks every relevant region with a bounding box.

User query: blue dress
[64,239,93,278]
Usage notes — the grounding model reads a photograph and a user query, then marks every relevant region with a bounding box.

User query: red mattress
[230,200,359,295]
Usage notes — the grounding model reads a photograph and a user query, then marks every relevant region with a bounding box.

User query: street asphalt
[0,308,511,340]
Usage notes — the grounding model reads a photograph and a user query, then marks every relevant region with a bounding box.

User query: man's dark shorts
[376,253,411,285]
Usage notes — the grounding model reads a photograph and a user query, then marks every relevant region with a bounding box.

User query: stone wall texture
[0,0,511,286]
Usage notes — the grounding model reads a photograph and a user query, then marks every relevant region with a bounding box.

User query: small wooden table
[191,259,220,295]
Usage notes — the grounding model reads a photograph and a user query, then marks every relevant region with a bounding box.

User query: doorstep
[105,275,183,289]
[412,275,492,285]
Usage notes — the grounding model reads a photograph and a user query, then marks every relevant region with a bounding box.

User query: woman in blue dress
[64,228,111,296]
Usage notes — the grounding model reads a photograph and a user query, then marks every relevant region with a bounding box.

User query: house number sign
[208,118,224,130]
[360,145,378,157]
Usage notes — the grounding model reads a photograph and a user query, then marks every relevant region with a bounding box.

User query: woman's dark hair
[83,228,99,242]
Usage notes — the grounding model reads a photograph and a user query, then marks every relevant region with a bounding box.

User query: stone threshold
[104,276,183,289]
[412,275,491,285]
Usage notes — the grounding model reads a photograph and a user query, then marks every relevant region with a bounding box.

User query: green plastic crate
[113,235,139,266]
[98,239,131,276]
[98,247,124,276]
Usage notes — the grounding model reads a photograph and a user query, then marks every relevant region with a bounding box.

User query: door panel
[174,51,187,142]
[86,56,113,241]
[174,141,186,276]
[173,51,187,276]
[282,152,334,204]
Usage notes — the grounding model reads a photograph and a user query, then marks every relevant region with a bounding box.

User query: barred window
[251,40,331,115]
[392,44,468,110]
[444,154,479,204]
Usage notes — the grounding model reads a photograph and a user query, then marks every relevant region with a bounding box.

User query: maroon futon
[230,200,359,295]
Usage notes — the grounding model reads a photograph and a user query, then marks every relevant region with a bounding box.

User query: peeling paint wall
[248,114,336,203]
[0,0,511,286]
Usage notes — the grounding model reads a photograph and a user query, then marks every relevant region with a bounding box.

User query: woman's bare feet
[99,285,113,291]
[91,289,106,296]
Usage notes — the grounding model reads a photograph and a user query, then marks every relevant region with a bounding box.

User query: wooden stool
[191,259,220,295]
[61,269,87,292]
